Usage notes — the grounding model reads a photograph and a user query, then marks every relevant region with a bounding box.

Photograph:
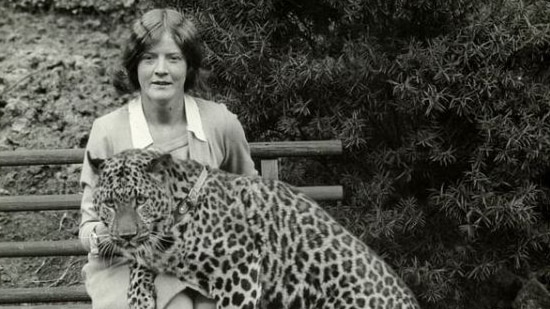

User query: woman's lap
[82,256,211,309]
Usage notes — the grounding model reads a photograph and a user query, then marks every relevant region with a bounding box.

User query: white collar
[128,94,207,148]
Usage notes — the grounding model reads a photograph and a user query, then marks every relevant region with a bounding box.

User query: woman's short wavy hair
[114,9,203,93]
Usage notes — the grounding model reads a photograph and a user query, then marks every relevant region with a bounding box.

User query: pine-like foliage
[146,0,550,308]
[383,1,550,306]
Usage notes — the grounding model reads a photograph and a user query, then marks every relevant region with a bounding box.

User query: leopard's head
[88,148,178,255]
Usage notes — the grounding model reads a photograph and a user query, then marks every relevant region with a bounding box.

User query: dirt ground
[0,5,132,289]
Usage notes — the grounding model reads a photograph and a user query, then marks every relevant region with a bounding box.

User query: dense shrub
[158,0,550,307]
[371,1,550,306]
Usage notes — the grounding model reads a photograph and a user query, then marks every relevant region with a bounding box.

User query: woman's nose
[154,57,168,75]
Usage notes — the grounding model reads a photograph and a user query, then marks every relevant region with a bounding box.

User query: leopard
[88,148,421,309]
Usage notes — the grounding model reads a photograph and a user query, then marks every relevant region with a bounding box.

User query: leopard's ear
[147,153,172,182]
[87,151,105,174]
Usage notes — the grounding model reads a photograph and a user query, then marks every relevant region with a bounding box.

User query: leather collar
[173,167,208,222]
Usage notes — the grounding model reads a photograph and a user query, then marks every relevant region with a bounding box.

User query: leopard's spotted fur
[89,148,420,309]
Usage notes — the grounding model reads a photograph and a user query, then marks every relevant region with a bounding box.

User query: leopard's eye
[135,195,147,205]
[102,200,115,209]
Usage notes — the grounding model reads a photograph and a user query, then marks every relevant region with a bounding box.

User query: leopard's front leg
[128,262,157,309]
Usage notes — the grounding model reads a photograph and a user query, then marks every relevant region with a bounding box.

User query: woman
[78,9,257,309]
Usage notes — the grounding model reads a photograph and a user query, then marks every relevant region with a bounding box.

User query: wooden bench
[0,140,343,309]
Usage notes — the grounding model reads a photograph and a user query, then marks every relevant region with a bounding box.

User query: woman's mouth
[152,81,171,86]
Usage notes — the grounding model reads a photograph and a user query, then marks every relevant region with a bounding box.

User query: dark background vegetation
[2,0,550,308]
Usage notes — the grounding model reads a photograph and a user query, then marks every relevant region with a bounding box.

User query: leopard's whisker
[100,238,116,263]
[81,234,119,263]
[105,244,114,264]
[150,233,174,252]
[147,232,166,247]
[146,243,155,257]
[152,239,165,252]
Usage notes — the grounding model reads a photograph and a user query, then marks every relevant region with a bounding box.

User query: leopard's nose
[119,231,137,242]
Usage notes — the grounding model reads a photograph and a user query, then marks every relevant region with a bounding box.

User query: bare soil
[0,5,131,289]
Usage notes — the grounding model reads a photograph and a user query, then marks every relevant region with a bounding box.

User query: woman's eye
[141,54,154,61]
[169,54,183,61]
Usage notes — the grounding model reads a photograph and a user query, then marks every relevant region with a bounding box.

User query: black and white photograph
[1,1,550,308]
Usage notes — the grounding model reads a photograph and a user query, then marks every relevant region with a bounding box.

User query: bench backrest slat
[0,305,91,309]
[0,239,86,257]
[0,186,342,212]
[0,140,342,166]
[0,194,82,212]
[0,286,89,304]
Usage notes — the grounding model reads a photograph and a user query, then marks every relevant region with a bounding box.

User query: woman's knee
[83,261,131,309]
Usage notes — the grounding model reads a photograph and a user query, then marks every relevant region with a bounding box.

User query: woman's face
[138,32,187,104]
